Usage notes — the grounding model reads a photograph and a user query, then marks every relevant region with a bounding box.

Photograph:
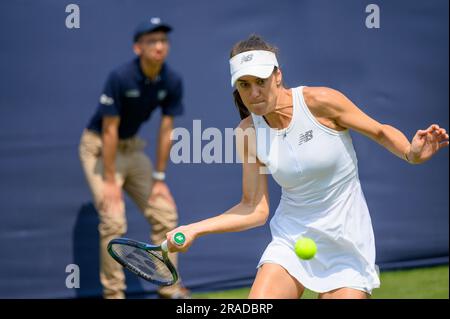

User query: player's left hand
[148,180,177,209]
[407,124,449,164]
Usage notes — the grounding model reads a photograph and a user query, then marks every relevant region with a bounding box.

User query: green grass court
[192,265,449,299]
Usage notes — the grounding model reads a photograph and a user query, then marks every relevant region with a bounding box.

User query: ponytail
[233,89,250,120]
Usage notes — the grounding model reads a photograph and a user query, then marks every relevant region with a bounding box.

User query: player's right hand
[166,226,195,253]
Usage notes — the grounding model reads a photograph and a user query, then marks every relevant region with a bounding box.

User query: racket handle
[161,232,186,252]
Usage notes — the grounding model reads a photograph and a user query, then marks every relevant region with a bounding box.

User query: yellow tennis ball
[295,237,317,260]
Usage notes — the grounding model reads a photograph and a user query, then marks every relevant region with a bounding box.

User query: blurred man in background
[79,17,190,299]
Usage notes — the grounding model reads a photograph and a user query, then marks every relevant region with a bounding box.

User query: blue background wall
[0,0,448,298]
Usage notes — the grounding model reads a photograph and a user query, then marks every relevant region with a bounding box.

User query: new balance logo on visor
[100,94,114,106]
[240,53,253,64]
[299,130,313,146]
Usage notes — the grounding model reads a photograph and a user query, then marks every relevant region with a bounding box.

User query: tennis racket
[107,232,186,286]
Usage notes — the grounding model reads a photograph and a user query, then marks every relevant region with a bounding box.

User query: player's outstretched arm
[166,117,270,252]
[305,87,449,164]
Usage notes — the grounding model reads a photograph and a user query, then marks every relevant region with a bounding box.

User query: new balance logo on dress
[298,130,313,145]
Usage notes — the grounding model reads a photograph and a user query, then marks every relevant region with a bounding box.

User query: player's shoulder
[235,116,257,158]
[235,116,257,145]
[303,86,344,107]
[236,115,254,131]
[303,86,347,117]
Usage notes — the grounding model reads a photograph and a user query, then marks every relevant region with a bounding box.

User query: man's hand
[148,180,176,210]
[101,180,123,213]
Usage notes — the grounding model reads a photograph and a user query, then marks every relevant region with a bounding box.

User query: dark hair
[230,34,280,119]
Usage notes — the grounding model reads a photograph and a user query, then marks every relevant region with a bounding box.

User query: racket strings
[111,244,174,284]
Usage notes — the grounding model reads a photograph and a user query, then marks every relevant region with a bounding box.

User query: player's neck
[265,88,293,130]
[140,58,163,81]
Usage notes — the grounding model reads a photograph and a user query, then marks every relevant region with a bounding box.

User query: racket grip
[161,232,186,252]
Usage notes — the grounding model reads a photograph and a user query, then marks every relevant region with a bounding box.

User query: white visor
[229,50,279,87]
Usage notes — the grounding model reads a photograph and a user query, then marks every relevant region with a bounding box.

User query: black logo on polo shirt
[240,53,253,64]
[298,130,313,146]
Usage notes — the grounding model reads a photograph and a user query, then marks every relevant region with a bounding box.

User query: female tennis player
[166,35,448,299]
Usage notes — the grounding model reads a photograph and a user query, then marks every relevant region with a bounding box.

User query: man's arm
[149,115,176,207]
[155,115,174,173]
[101,116,123,212]
[102,116,120,182]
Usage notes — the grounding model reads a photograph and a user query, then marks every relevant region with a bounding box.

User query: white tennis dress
[252,86,380,294]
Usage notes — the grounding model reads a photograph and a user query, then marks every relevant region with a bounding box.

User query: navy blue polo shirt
[86,58,184,139]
